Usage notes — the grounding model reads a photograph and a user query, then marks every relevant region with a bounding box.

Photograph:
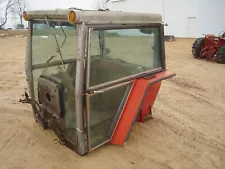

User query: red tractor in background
[192,31,225,64]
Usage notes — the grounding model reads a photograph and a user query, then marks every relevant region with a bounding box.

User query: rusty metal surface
[25,9,162,24]
[38,76,65,119]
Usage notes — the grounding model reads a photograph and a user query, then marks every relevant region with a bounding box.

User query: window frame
[30,20,77,70]
[29,20,82,148]
[85,23,166,91]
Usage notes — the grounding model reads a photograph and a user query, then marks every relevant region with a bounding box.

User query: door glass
[31,21,77,144]
[88,83,132,149]
[89,27,161,87]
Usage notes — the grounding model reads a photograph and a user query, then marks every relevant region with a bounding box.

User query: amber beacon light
[23,11,29,21]
[68,11,76,23]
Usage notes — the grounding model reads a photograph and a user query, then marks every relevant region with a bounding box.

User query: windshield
[88,27,162,87]
[32,21,77,66]
[32,21,77,98]
[31,21,77,144]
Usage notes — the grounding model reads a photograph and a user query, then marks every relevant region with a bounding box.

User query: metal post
[75,23,88,155]
[26,21,35,99]
[25,21,38,121]
[162,0,165,22]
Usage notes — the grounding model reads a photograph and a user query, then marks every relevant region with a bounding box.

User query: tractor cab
[21,9,176,155]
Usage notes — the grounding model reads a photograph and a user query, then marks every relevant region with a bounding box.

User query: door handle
[93,90,104,94]
[87,90,105,94]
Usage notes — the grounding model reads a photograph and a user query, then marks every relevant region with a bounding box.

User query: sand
[0,33,225,169]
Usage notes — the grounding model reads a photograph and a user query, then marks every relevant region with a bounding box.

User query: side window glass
[89,27,162,87]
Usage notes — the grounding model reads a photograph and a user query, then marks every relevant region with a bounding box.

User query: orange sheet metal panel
[110,71,176,145]
[138,81,161,123]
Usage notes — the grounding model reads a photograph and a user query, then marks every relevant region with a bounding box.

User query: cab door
[85,26,163,151]
[85,28,134,150]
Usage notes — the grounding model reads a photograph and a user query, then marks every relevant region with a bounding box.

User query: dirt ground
[0,33,225,169]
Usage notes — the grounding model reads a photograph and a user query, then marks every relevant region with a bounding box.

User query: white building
[107,0,225,38]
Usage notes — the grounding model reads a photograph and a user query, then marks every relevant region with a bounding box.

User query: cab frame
[22,9,175,155]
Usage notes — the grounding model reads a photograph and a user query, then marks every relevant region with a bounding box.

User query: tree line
[0,0,26,29]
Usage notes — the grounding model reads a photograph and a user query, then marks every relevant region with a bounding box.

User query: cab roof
[25,8,162,25]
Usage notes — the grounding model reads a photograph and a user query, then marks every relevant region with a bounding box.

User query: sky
[2,0,107,28]
[26,0,106,10]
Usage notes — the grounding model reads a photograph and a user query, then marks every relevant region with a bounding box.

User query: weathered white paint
[187,17,197,38]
